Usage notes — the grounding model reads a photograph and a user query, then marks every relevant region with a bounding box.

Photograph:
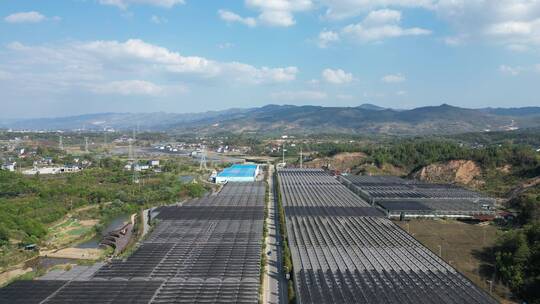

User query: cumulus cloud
[4,11,46,23]
[322,68,354,84]
[218,10,257,27]
[317,30,340,48]
[382,73,406,83]
[219,0,313,27]
[434,1,540,49]
[248,0,313,26]
[342,9,431,43]
[99,0,185,9]
[316,1,540,50]
[0,39,298,98]
[271,90,327,101]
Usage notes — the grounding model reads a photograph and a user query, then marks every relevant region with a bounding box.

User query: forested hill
[2,104,540,136]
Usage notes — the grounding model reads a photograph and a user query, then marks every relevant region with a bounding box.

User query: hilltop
[2,104,540,136]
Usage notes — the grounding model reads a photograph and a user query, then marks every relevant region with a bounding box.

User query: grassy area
[395,219,513,303]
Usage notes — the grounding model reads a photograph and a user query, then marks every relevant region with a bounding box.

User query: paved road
[264,165,287,304]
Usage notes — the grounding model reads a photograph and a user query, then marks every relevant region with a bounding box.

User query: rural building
[22,166,81,175]
[215,164,259,183]
[1,162,16,172]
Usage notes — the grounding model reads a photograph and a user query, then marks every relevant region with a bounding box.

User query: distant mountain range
[2,104,540,136]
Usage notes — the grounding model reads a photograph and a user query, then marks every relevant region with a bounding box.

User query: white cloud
[4,11,46,23]
[271,90,327,100]
[99,0,185,9]
[321,0,435,20]
[0,39,298,98]
[382,73,406,83]
[342,9,431,43]
[487,21,534,36]
[218,10,257,27]
[317,30,340,48]
[219,0,313,27]
[507,44,529,52]
[363,9,402,26]
[434,1,540,49]
[318,1,540,50]
[150,15,168,24]
[499,65,523,76]
[322,68,354,84]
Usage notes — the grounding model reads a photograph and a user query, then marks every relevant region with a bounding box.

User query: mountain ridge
[1,104,539,135]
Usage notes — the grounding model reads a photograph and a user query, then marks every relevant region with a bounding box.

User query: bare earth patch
[395,219,515,303]
[40,248,102,260]
[0,267,32,286]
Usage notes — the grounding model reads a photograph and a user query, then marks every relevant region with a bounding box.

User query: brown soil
[0,267,32,286]
[395,219,515,303]
[304,152,367,172]
[413,160,483,186]
[40,248,102,260]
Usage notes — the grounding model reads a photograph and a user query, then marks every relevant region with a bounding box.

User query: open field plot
[278,169,496,304]
[395,219,511,302]
[0,182,265,304]
[340,175,496,218]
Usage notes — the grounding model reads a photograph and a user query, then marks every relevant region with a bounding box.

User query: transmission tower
[131,129,139,184]
[199,145,208,171]
[84,137,89,153]
[59,136,63,151]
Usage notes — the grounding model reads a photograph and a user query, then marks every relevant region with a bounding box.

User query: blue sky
[1,0,539,118]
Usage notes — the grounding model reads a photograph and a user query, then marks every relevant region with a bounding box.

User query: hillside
[2,104,540,136]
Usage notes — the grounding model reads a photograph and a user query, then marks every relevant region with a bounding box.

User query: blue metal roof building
[215,164,259,183]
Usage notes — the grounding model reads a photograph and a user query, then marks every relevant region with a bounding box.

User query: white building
[22,166,81,175]
[1,162,16,172]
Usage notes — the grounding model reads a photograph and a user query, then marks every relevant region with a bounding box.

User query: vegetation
[493,222,540,303]
[362,139,538,172]
[0,156,206,270]
[259,172,270,303]
[274,168,295,303]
